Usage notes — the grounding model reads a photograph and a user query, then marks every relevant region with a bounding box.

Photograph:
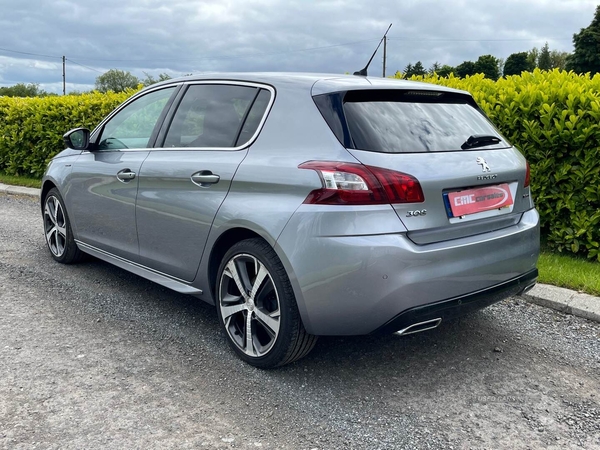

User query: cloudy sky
[0,0,596,93]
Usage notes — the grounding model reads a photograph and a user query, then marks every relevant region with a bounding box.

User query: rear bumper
[372,269,538,335]
[276,206,540,336]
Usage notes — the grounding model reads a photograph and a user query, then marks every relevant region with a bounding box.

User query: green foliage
[436,65,455,77]
[455,60,477,78]
[394,69,600,260]
[403,61,426,77]
[538,42,552,70]
[0,83,45,97]
[566,5,600,74]
[142,72,172,87]
[527,47,539,69]
[428,62,441,75]
[0,89,138,178]
[550,50,569,70]
[504,52,534,76]
[95,69,140,93]
[475,54,500,81]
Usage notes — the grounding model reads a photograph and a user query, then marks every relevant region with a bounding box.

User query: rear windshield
[340,90,509,153]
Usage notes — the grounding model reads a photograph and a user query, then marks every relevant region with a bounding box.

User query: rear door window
[338,90,509,153]
[163,84,270,148]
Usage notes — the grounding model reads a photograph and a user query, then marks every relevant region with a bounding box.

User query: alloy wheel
[218,253,281,357]
[43,195,67,257]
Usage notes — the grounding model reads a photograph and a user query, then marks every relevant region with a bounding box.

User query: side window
[235,89,271,146]
[98,87,176,150]
[163,84,266,148]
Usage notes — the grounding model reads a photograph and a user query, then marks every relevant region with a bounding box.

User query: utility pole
[382,36,387,78]
[62,56,66,95]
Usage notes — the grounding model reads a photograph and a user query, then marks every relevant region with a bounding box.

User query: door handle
[191,171,220,186]
[117,169,136,182]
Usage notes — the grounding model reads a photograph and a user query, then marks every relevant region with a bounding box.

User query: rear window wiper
[461,135,501,150]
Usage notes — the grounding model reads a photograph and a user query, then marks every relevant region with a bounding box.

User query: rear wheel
[216,238,317,368]
[43,188,84,264]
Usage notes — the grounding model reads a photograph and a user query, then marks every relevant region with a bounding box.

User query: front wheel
[216,238,317,368]
[43,188,84,264]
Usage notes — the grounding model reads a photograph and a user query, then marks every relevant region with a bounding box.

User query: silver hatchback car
[42,73,539,368]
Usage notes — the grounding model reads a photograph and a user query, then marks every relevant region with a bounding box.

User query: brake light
[299,161,424,205]
[524,161,530,188]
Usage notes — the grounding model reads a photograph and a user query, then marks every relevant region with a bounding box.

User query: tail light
[524,161,530,188]
[299,161,424,205]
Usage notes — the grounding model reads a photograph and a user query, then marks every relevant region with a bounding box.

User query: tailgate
[348,147,533,244]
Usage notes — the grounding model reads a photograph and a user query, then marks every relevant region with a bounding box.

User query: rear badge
[477,174,498,181]
[476,157,491,172]
[406,209,427,217]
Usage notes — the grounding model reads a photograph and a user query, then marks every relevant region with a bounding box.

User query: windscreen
[343,90,509,153]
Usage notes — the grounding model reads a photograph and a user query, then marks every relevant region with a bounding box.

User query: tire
[216,238,317,368]
[42,187,85,264]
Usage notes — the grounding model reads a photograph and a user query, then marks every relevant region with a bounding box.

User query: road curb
[523,283,600,323]
[0,183,598,324]
[0,183,41,198]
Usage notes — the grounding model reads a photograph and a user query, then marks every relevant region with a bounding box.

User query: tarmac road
[1,194,599,450]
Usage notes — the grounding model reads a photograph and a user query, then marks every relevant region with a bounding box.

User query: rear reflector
[299,161,424,205]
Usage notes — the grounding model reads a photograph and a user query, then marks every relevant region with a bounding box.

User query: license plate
[447,184,513,217]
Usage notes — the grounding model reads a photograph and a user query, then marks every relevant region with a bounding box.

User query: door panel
[66,86,177,261]
[67,151,149,261]
[136,150,247,281]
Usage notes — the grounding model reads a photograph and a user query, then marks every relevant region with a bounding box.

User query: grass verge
[0,172,42,189]
[538,250,600,297]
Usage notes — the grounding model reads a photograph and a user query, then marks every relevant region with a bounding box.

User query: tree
[95,69,140,93]
[412,61,426,76]
[550,50,570,70]
[503,52,534,76]
[428,62,441,75]
[436,65,455,77]
[0,83,43,97]
[496,58,505,77]
[527,47,539,68]
[538,42,552,70]
[455,60,476,78]
[142,72,172,87]
[475,54,500,80]
[403,62,426,77]
[566,5,600,74]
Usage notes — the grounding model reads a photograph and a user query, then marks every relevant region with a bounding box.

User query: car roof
[152,72,470,97]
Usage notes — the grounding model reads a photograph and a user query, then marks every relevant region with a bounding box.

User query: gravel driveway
[1,194,599,449]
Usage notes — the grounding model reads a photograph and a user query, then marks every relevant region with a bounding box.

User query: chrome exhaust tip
[395,318,442,336]
[519,282,537,295]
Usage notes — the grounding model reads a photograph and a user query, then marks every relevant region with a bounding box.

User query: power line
[67,58,104,73]
[0,46,62,59]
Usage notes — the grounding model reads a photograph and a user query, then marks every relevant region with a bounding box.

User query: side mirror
[63,128,91,150]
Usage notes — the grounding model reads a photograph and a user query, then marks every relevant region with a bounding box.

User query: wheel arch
[40,179,57,212]
[207,227,266,300]
[204,224,312,333]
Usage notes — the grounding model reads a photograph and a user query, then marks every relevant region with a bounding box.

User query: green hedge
[397,69,600,260]
[0,89,136,178]
[1,71,599,259]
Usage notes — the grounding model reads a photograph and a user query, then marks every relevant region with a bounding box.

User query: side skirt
[75,240,203,296]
